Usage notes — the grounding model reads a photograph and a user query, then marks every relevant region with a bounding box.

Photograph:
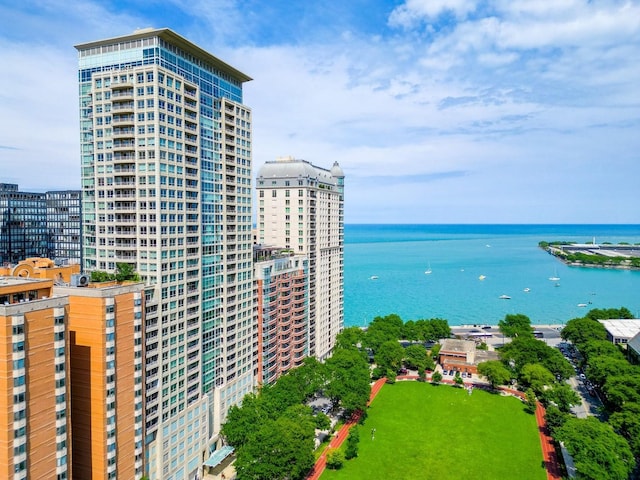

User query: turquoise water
[344,225,640,327]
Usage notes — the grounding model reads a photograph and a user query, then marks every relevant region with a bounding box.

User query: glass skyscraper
[76,29,255,480]
[0,184,82,266]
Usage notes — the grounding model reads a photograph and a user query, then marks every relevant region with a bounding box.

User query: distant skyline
[1,0,639,223]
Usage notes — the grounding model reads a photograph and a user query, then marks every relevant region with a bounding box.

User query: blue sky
[1,0,639,223]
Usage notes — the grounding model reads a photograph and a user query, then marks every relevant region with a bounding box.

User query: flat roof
[599,319,640,339]
[440,338,476,353]
[75,28,252,83]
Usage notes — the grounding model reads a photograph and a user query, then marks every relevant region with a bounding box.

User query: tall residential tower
[76,29,255,480]
[257,157,344,360]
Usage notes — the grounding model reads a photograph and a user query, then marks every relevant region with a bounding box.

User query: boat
[478,275,486,280]
[577,303,588,307]
[499,294,511,300]
[369,276,379,280]
[549,268,560,282]
[523,288,530,292]
[424,262,432,275]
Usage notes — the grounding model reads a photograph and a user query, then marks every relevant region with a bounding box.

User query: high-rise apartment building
[56,280,145,480]
[0,277,70,480]
[76,29,255,480]
[0,184,82,266]
[254,246,308,385]
[257,157,344,360]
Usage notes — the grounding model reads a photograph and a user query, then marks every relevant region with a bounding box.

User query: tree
[519,363,555,395]
[544,405,569,435]
[581,339,624,364]
[325,347,371,414]
[499,336,573,380]
[498,313,533,338]
[602,374,640,411]
[542,384,580,413]
[401,320,419,341]
[344,427,360,460]
[454,372,464,387]
[325,448,344,470]
[114,262,139,281]
[524,388,537,414]
[586,356,634,389]
[315,412,331,431]
[609,402,640,458]
[221,393,266,448]
[235,416,315,480]
[404,344,427,371]
[374,340,405,375]
[586,307,634,321]
[364,314,404,352]
[477,361,511,388]
[431,371,442,384]
[335,327,365,351]
[415,318,451,341]
[561,317,607,347]
[555,416,635,480]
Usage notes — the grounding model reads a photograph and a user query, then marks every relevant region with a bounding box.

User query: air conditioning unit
[71,274,90,287]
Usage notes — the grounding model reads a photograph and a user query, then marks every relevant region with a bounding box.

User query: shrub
[325,448,344,470]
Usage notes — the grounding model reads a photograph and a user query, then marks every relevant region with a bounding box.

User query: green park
[321,381,546,480]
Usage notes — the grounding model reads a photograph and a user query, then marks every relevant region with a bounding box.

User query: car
[462,372,467,378]
[579,373,586,380]
[398,367,408,375]
[482,325,492,330]
[449,370,455,376]
[467,373,472,379]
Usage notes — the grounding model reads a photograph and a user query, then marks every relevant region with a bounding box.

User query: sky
[1,0,639,224]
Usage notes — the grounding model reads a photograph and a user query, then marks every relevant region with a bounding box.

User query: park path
[305,378,386,480]
[535,402,563,480]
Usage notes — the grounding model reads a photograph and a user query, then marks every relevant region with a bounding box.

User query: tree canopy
[498,313,533,338]
[477,360,511,388]
[556,416,635,480]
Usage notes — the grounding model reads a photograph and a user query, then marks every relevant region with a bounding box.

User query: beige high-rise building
[257,157,344,360]
[76,29,256,480]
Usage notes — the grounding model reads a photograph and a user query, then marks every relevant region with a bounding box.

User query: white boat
[549,268,560,282]
[577,303,588,307]
[523,288,530,292]
[369,275,379,280]
[424,262,432,275]
[499,294,511,300]
[478,275,486,280]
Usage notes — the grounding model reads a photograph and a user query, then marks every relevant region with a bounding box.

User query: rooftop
[599,319,640,339]
[440,338,476,354]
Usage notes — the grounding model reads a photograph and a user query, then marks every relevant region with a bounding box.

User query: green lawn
[321,382,546,480]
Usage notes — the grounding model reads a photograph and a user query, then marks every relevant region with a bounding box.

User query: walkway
[536,402,563,480]
[305,378,386,480]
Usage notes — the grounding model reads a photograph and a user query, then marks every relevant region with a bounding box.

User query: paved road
[451,324,564,348]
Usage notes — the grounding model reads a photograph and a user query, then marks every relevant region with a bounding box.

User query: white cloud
[0,0,638,222]
[389,0,480,27]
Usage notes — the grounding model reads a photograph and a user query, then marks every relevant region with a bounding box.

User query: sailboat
[549,268,560,282]
[424,262,432,275]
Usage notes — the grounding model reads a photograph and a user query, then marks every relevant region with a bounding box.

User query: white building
[76,28,256,480]
[256,157,344,360]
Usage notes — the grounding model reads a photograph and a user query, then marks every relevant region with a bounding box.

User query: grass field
[321,382,546,480]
